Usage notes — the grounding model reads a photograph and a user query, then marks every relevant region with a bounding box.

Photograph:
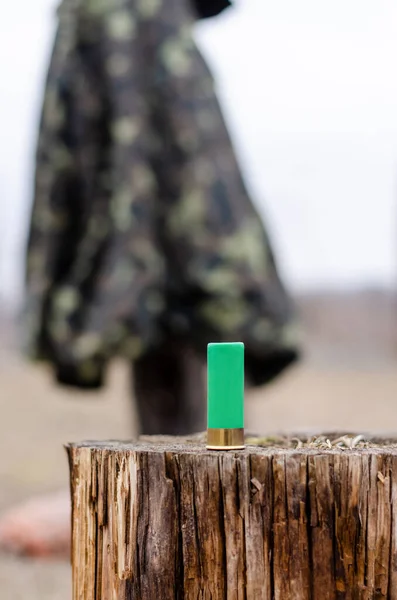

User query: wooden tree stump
[67,434,397,599]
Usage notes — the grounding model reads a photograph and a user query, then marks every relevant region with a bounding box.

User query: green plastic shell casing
[207,342,244,430]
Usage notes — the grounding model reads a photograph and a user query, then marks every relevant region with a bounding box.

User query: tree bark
[67,435,397,599]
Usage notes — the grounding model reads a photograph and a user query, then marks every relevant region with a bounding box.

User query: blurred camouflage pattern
[24,0,299,389]
[192,0,231,19]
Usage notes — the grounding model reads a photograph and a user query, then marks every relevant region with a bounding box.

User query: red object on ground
[0,490,71,559]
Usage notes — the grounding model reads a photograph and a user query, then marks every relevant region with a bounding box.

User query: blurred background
[1,0,397,597]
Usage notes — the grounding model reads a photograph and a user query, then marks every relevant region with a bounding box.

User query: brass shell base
[207,428,245,450]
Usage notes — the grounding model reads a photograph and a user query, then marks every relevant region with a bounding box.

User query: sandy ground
[1,339,397,598]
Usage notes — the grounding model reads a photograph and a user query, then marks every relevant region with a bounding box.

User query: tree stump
[67,434,397,599]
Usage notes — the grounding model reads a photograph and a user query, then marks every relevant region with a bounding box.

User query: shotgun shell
[207,342,245,450]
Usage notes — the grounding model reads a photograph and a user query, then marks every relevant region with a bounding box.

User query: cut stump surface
[67,434,397,599]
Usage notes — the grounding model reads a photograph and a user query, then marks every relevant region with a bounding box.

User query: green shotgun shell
[207,342,245,450]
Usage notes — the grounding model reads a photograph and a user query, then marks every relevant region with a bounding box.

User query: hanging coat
[24,0,300,389]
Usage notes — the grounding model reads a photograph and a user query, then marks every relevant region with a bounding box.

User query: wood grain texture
[67,439,397,599]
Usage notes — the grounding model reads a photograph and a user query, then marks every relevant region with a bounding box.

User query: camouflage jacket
[24,0,299,389]
[192,0,231,19]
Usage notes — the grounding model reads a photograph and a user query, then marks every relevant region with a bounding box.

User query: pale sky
[1,0,397,304]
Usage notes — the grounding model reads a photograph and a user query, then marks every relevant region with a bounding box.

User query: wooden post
[67,434,397,599]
